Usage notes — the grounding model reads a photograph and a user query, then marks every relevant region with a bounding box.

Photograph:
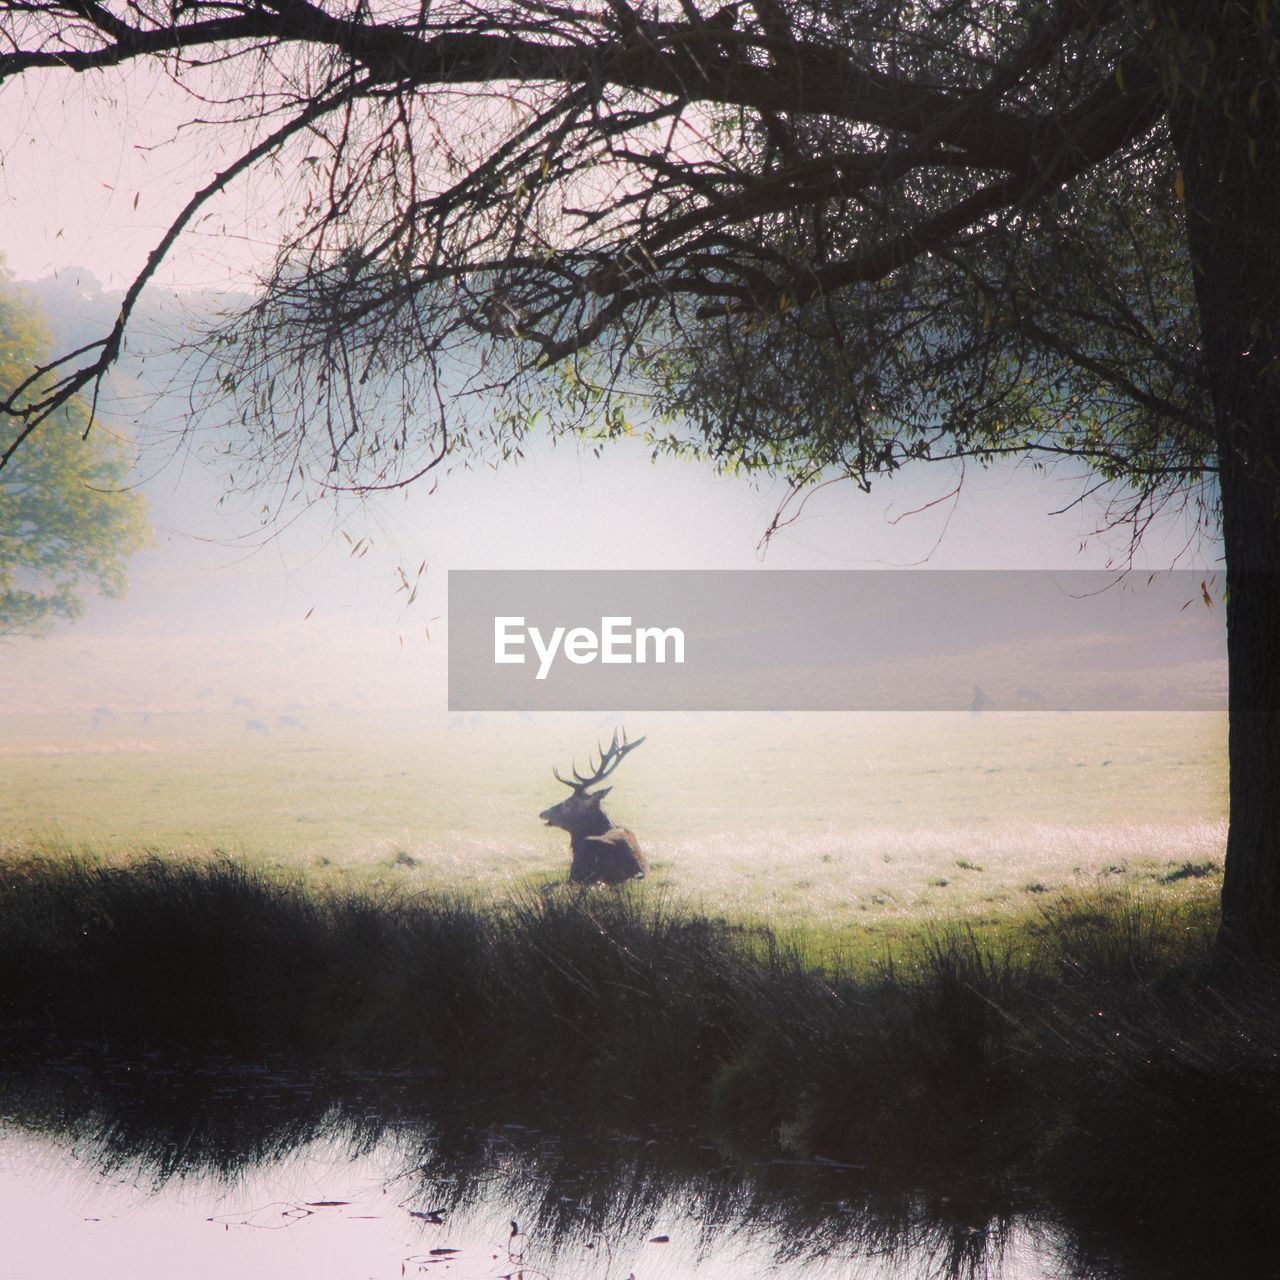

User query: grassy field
[0,709,1226,945]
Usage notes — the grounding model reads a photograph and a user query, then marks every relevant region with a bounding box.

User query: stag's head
[539,730,645,834]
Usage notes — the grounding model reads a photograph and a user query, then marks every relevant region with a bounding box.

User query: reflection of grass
[4,850,1277,1242]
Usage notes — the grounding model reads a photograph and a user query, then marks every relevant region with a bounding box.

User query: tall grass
[1,851,1275,1239]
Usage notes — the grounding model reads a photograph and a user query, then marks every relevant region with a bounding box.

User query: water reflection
[0,1050,1254,1280]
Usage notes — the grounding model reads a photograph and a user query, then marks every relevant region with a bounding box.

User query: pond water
[0,1127,1068,1280]
[0,1055,1236,1280]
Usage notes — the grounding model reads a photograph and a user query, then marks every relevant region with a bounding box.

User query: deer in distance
[540,731,647,885]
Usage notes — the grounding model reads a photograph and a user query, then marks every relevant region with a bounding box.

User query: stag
[540,731,647,885]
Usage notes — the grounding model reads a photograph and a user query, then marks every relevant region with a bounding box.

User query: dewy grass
[0,850,1274,1236]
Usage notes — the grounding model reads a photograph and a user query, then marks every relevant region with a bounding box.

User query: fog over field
[4,273,1223,712]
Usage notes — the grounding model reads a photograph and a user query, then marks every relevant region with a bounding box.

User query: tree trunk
[1164,4,1280,959]
[1217,471,1280,960]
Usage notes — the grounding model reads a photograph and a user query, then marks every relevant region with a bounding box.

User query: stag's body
[564,811,647,886]
[540,732,647,885]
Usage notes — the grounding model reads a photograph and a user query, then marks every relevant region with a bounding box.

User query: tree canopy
[0,275,151,637]
[0,2,1219,507]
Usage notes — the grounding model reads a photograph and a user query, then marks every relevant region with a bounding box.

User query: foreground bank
[1,852,1276,1266]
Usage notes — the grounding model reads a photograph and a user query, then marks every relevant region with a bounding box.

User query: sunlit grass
[0,710,1226,936]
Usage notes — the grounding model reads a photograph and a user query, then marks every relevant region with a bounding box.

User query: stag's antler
[553,729,646,792]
